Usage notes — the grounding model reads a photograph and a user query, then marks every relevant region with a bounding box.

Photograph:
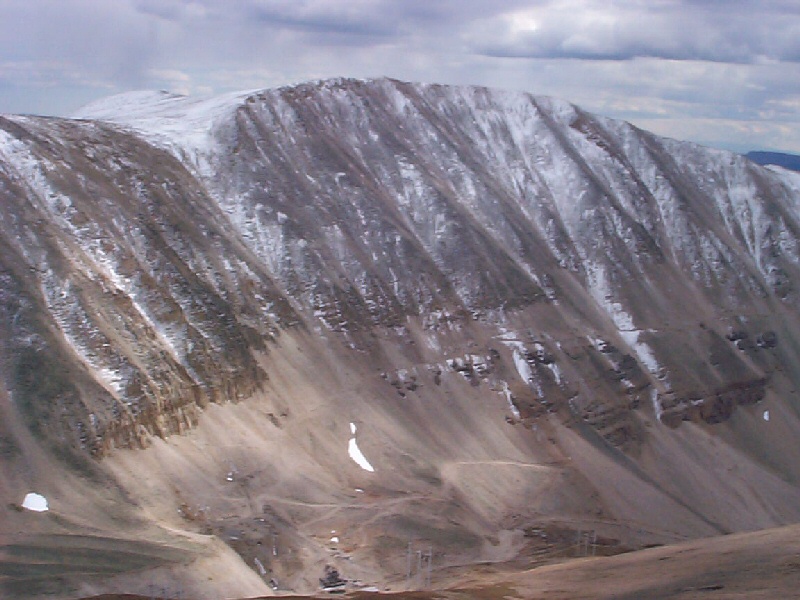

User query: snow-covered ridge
[72,88,253,133]
[72,88,256,179]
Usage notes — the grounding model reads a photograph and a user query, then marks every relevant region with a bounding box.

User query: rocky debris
[757,331,778,348]
[447,354,495,386]
[522,523,629,561]
[382,369,421,396]
[319,565,347,591]
[430,366,443,386]
[726,328,779,351]
[660,379,768,427]
[526,344,556,365]
[578,400,644,452]
[726,329,749,342]
[422,309,471,332]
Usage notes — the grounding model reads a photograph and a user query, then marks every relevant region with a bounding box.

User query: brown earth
[72,523,800,599]
[5,325,800,599]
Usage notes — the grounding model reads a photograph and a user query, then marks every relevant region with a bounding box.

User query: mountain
[2,77,800,598]
[747,150,800,173]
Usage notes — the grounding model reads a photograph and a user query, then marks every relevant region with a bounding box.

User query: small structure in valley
[320,564,347,593]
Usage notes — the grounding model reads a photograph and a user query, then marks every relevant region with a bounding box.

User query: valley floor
[72,523,800,600]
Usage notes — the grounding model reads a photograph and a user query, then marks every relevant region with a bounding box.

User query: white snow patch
[348,438,375,472]
[73,89,255,180]
[763,410,770,422]
[497,331,521,342]
[512,348,533,383]
[650,387,662,421]
[545,361,563,385]
[501,382,521,419]
[620,330,661,374]
[585,262,637,331]
[97,366,126,395]
[497,334,543,391]
[22,492,49,512]
[330,536,339,543]
[348,422,375,472]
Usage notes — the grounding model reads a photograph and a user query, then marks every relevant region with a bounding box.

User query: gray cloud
[244,0,401,37]
[466,1,800,63]
[0,0,797,153]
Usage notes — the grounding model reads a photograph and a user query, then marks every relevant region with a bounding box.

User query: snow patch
[501,382,521,419]
[497,330,521,342]
[73,89,255,180]
[348,422,375,472]
[763,410,770,422]
[650,387,662,422]
[22,492,49,512]
[512,347,533,383]
[585,262,636,331]
[348,438,375,472]
[545,361,563,385]
[424,332,441,353]
[619,330,661,374]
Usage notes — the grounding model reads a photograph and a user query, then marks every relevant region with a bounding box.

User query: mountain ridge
[746,150,800,173]
[2,77,800,598]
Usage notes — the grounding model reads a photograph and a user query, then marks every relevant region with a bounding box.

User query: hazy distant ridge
[746,151,800,172]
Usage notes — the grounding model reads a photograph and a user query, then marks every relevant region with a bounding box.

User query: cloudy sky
[1,0,798,154]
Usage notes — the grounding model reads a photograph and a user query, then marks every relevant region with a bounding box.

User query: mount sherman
[2,77,800,598]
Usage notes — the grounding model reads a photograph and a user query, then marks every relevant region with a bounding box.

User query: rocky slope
[2,78,800,598]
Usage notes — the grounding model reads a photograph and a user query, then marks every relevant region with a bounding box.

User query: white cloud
[636,116,800,154]
[466,1,800,63]
[0,0,797,153]
[148,68,194,95]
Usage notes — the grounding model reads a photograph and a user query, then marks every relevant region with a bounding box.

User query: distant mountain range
[746,151,800,172]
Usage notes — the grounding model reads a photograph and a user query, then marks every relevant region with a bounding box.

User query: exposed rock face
[58,77,800,447]
[0,115,295,455]
[2,78,800,596]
